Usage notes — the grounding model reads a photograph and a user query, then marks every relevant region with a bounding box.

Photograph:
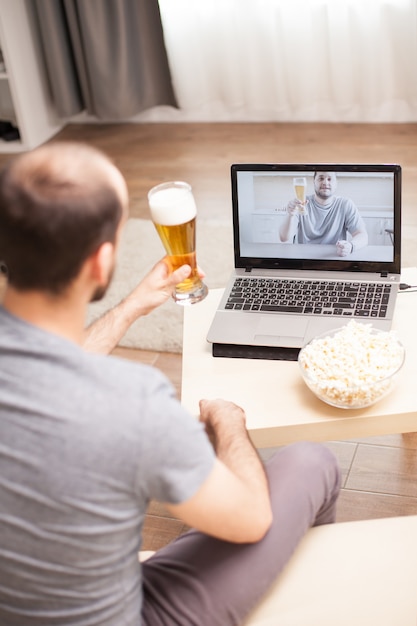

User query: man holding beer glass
[148,180,208,305]
[280,171,368,256]
[0,142,340,626]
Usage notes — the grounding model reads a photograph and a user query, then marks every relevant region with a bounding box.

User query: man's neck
[314,194,335,208]
[3,286,87,345]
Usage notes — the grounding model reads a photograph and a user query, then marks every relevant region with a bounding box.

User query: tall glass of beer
[293,177,307,214]
[148,181,208,305]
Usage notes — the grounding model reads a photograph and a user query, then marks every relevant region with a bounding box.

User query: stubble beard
[90,266,115,303]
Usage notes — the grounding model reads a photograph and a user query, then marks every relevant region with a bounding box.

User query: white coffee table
[181,268,417,447]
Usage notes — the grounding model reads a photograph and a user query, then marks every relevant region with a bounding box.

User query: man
[280,171,368,257]
[0,142,340,626]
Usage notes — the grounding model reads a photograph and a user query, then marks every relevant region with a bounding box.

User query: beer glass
[293,177,307,214]
[148,181,208,305]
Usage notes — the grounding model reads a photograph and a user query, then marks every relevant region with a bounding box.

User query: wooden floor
[2,122,417,550]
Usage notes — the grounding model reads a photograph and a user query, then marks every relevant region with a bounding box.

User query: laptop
[206,163,402,359]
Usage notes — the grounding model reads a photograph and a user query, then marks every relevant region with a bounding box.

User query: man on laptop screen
[279,171,368,257]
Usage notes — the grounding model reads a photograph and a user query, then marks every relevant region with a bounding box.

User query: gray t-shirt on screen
[0,306,215,625]
[295,195,365,245]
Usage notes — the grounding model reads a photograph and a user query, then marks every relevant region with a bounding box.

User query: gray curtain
[32,0,178,120]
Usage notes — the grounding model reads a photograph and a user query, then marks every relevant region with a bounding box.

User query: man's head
[0,142,128,298]
[313,171,337,203]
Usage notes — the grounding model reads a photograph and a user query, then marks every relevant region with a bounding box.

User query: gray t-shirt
[0,306,215,625]
[295,195,365,245]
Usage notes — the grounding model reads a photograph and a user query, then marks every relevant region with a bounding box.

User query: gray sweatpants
[141,441,341,626]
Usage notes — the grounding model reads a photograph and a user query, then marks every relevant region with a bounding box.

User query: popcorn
[298,321,405,408]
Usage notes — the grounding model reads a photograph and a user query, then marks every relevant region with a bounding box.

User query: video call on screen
[236,170,395,263]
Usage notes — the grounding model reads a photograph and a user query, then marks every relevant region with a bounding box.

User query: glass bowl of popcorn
[298,321,405,409]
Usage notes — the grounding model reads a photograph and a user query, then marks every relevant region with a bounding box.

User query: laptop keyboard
[225,278,392,319]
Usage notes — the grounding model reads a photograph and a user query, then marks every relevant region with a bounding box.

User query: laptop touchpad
[255,315,308,340]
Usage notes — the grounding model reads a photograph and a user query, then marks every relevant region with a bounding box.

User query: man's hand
[286,198,303,216]
[83,258,205,354]
[128,258,192,317]
[336,240,353,257]
[280,200,302,242]
[128,257,206,316]
[199,398,247,452]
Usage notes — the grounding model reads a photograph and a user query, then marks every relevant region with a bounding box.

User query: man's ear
[89,242,115,286]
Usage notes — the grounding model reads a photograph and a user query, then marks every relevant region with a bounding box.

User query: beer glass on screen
[148,181,208,305]
[293,177,307,214]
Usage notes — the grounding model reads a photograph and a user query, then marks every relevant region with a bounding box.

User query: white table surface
[181,268,417,447]
[241,243,392,262]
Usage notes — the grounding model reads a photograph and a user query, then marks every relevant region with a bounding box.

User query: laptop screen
[231,164,401,274]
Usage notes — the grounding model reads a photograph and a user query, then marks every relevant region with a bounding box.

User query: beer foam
[149,187,197,225]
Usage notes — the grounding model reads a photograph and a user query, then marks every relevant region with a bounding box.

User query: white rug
[86,218,234,353]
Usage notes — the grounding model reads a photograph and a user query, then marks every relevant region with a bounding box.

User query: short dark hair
[314,171,337,179]
[0,142,125,294]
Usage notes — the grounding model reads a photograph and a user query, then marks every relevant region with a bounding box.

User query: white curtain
[138,0,417,122]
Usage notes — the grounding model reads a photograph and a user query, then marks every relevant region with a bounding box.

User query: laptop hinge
[245,266,252,273]
[381,272,388,277]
